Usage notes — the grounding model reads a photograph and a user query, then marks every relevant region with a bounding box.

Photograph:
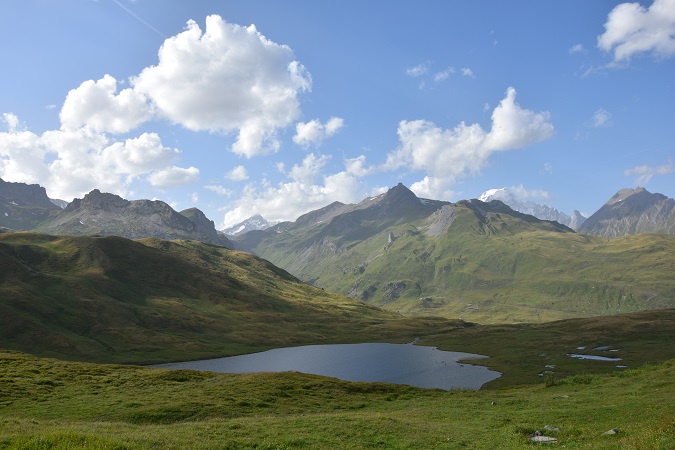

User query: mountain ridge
[578,187,675,237]
[36,189,232,247]
[232,183,675,322]
[0,178,61,230]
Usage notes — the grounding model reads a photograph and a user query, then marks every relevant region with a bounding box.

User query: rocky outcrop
[0,178,60,230]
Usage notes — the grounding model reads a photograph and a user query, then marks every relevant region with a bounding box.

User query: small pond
[568,353,622,361]
[153,343,501,390]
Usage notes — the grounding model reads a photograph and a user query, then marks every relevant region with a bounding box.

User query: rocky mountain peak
[66,189,130,212]
[578,187,675,237]
[382,182,418,202]
[606,187,649,206]
[0,178,58,209]
[0,178,60,230]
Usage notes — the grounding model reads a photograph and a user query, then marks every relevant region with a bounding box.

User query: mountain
[234,183,675,323]
[478,187,585,229]
[0,178,60,230]
[0,231,437,363]
[222,214,276,236]
[577,187,675,237]
[36,189,233,247]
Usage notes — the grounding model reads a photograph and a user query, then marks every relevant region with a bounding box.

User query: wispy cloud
[624,158,673,185]
[406,62,430,77]
[569,43,586,54]
[590,108,612,128]
[461,67,475,78]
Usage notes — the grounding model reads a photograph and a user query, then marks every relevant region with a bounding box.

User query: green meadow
[1,231,674,448]
[0,351,673,449]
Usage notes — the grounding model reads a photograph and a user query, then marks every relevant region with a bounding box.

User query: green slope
[238,190,675,323]
[0,350,672,449]
[0,231,451,364]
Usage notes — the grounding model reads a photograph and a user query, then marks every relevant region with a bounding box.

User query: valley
[1,181,674,449]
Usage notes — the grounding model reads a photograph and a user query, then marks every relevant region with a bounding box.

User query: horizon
[1,0,673,228]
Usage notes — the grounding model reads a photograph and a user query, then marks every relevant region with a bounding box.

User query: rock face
[37,189,232,247]
[577,187,675,237]
[0,178,60,230]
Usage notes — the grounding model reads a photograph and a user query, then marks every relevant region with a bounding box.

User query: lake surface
[153,343,501,390]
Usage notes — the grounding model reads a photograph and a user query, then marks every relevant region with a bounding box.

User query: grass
[422,308,675,388]
[0,350,673,449]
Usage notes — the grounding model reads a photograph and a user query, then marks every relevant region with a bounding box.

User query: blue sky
[1,0,673,228]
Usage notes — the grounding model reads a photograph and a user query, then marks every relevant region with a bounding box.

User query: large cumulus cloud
[598,0,675,64]
[132,15,311,157]
[385,87,554,199]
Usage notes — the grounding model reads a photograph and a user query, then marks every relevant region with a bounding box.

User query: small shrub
[564,374,594,385]
[543,372,556,387]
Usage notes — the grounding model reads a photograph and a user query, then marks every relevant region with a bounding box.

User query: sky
[1,0,674,228]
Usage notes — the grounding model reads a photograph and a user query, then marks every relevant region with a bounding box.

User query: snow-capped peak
[478,187,585,230]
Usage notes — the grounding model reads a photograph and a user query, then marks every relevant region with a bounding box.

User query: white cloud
[598,0,675,64]
[220,173,363,228]
[433,67,474,82]
[191,192,199,203]
[345,155,372,177]
[101,132,179,176]
[569,43,586,54]
[132,15,311,157]
[385,87,554,199]
[148,166,200,189]
[293,117,344,148]
[461,67,475,78]
[590,108,612,127]
[325,117,344,136]
[0,115,184,201]
[624,158,673,184]
[60,74,153,134]
[0,119,48,185]
[507,185,550,202]
[204,185,233,196]
[410,176,457,200]
[225,165,249,181]
[406,62,430,77]
[434,67,456,82]
[542,162,553,174]
[2,113,21,132]
[288,153,331,184]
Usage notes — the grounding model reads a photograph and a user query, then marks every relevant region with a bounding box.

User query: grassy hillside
[0,231,451,364]
[242,199,675,323]
[426,308,675,388]
[0,350,672,449]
